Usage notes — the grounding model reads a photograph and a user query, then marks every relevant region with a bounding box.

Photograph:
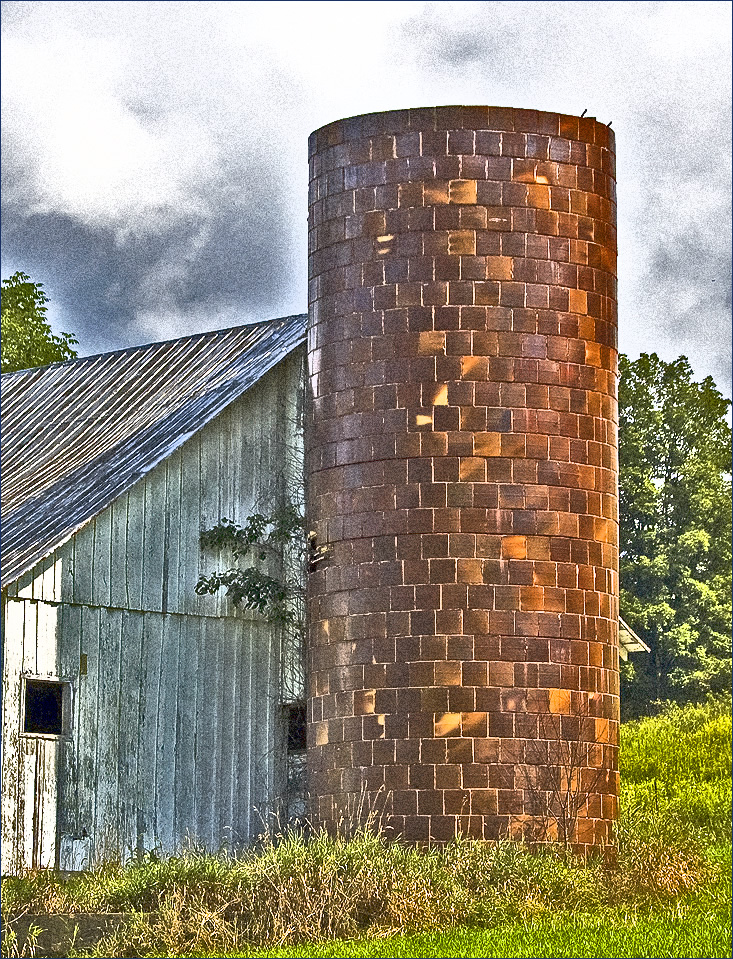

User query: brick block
[449,179,478,204]
[448,230,476,255]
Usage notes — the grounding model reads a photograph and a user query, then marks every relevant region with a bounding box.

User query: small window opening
[286,703,307,752]
[24,678,68,736]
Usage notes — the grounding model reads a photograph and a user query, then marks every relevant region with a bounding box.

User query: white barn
[1,315,307,873]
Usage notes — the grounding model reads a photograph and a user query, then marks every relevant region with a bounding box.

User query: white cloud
[1,30,220,234]
[1,0,731,390]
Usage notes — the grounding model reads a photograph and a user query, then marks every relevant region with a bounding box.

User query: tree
[618,353,732,717]
[1,271,78,372]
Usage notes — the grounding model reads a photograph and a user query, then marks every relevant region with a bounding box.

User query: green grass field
[232,908,732,959]
[2,696,731,958]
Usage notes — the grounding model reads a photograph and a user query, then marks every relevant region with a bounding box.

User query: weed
[1,922,41,958]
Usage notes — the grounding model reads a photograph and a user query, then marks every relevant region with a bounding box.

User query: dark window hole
[24,678,67,735]
[286,703,307,752]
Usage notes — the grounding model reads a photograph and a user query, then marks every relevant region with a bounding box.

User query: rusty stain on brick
[432,385,449,406]
[548,688,572,713]
[417,331,446,355]
[424,181,450,205]
[449,180,478,204]
[485,256,513,280]
[568,288,588,314]
[435,713,461,737]
[501,536,527,559]
[473,432,501,456]
[354,689,376,714]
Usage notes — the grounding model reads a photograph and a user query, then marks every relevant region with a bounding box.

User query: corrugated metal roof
[1,314,307,585]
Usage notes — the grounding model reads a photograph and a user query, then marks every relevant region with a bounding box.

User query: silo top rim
[309,105,615,156]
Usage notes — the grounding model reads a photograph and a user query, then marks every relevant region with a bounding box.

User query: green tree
[1,271,78,372]
[619,353,732,717]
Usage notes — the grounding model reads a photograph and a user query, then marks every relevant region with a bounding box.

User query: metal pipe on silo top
[305,106,619,851]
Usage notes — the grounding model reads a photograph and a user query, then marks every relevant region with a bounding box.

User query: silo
[306,106,619,850]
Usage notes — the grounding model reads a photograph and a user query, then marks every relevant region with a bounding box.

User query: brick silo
[306,106,619,851]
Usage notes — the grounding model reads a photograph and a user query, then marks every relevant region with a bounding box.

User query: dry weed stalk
[519,694,611,849]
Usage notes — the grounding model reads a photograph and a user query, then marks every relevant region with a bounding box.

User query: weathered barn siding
[2,351,304,873]
[6,351,304,618]
[1,315,307,588]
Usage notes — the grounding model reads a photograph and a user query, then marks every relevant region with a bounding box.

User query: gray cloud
[638,232,732,388]
[1,178,301,355]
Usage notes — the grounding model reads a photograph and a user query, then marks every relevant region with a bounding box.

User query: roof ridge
[0,312,308,378]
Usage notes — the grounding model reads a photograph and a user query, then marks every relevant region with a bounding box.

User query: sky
[2,0,731,394]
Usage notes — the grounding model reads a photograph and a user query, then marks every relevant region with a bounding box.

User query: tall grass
[620,693,732,842]
[620,694,731,785]
[2,698,731,958]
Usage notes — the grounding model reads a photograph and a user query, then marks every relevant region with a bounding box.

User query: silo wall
[306,105,619,850]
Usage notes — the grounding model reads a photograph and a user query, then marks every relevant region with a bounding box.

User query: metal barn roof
[1,314,307,586]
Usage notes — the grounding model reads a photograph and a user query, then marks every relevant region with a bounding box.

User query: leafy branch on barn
[196,502,306,624]
[195,461,309,822]
[197,496,307,679]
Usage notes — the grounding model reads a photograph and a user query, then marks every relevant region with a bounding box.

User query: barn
[1,310,648,873]
[1,314,307,873]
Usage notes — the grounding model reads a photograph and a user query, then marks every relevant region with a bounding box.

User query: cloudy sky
[2,0,731,393]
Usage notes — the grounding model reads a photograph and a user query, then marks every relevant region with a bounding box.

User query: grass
[619,695,732,842]
[2,696,731,958]
[230,906,733,958]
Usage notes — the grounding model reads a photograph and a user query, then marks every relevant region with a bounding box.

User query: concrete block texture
[306,106,619,852]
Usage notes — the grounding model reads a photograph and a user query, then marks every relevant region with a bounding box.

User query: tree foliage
[619,353,732,716]
[195,503,306,629]
[1,271,78,372]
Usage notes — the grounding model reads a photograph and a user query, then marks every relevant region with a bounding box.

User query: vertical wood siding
[2,352,304,871]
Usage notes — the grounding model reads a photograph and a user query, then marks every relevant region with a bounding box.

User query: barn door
[2,596,67,873]
[18,675,70,870]
[25,736,61,869]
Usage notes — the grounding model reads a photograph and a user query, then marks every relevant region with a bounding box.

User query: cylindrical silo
[306,106,619,851]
